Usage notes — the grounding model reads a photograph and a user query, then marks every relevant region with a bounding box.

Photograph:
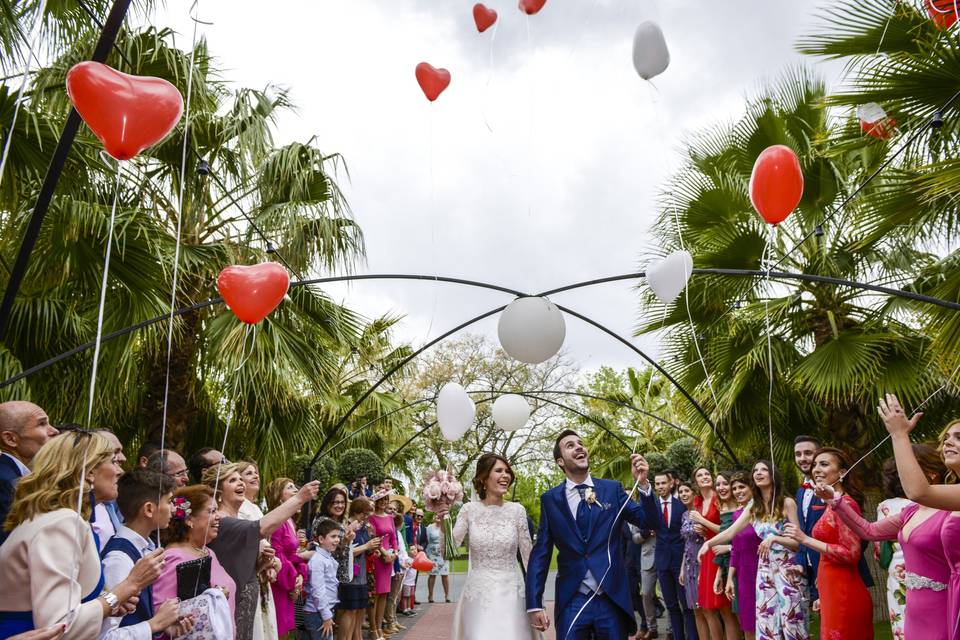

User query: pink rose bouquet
[421,469,464,557]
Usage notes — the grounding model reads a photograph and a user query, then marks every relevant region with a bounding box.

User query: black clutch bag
[176,555,213,601]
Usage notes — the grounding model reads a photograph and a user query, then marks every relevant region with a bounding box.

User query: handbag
[176,555,212,601]
[177,589,233,640]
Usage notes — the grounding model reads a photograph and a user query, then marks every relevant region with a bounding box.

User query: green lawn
[809,618,892,640]
[448,548,559,573]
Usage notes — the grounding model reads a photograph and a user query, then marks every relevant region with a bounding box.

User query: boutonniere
[584,487,597,505]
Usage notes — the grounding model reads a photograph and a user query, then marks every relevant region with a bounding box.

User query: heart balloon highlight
[217,262,290,324]
[749,145,804,225]
[646,250,693,305]
[519,0,547,15]
[473,3,498,32]
[415,63,451,102]
[66,61,184,161]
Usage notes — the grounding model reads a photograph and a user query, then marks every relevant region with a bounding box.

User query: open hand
[697,541,710,562]
[878,394,921,437]
[814,482,838,503]
[127,547,165,589]
[757,536,776,559]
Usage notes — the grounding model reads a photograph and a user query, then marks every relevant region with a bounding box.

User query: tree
[391,334,579,485]
[637,66,954,475]
[0,23,409,476]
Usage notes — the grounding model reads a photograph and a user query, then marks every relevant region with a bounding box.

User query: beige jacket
[0,508,104,639]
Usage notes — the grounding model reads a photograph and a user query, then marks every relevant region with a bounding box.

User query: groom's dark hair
[553,429,580,463]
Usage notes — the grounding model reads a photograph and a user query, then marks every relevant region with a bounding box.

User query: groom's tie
[575,484,591,541]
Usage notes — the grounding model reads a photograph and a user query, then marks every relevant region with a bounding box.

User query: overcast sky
[156,0,843,373]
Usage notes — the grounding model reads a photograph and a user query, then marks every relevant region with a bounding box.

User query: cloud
[153,0,843,373]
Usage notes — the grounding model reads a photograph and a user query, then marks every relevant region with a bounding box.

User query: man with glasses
[405,508,428,606]
[0,401,58,545]
[146,449,190,487]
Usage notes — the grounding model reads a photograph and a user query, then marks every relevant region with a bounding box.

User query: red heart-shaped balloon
[519,0,547,15]
[926,0,958,29]
[217,262,290,324]
[415,63,451,102]
[473,3,498,32]
[66,62,183,161]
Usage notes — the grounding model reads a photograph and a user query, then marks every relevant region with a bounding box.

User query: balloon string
[843,361,960,478]
[0,0,49,197]
[86,162,123,424]
[481,20,498,133]
[762,225,777,508]
[422,108,439,347]
[875,2,894,55]
[200,368,242,558]
[158,0,200,541]
[233,323,257,371]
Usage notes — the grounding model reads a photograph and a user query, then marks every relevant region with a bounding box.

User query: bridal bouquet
[421,469,464,558]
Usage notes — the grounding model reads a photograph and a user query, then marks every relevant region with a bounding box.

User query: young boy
[305,519,344,639]
[99,469,184,639]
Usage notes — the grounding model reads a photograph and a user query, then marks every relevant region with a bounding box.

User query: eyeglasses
[415,515,423,519]
[169,468,189,478]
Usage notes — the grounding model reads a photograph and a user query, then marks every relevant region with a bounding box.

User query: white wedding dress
[451,500,538,640]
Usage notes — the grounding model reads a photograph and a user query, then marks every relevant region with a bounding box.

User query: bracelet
[101,591,120,615]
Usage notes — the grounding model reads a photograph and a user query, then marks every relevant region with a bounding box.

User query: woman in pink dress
[822,444,949,639]
[156,485,237,638]
[265,478,311,638]
[880,395,960,640]
[368,489,398,640]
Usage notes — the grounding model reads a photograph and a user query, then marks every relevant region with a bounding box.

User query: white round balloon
[497,297,566,364]
[491,394,531,432]
[436,382,475,441]
[632,21,670,81]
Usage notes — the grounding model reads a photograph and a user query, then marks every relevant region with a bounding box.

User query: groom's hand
[630,453,649,484]
[528,610,550,633]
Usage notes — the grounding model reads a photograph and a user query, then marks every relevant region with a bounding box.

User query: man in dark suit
[0,401,59,544]
[650,472,696,640]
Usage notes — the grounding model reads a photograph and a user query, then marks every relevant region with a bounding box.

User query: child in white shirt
[305,520,343,639]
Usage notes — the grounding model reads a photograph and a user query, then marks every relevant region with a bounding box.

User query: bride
[441,453,537,640]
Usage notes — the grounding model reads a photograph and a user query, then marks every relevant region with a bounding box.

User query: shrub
[337,448,385,486]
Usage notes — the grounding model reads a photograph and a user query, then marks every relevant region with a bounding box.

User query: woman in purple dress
[678,480,704,621]
[825,443,951,640]
[726,472,760,640]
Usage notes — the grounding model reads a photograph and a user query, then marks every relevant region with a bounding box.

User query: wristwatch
[101,591,120,615]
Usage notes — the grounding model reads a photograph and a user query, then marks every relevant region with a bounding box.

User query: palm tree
[637,67,954,468]
[798,0,960,387]
[0,23,405,475]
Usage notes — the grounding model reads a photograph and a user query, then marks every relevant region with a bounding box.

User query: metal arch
[382,392,634,466]
[6,267,957,392]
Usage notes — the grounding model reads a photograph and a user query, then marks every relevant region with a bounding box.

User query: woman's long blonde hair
[4,431,113,530]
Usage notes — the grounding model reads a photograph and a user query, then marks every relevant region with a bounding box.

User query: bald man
[0,401,59,543]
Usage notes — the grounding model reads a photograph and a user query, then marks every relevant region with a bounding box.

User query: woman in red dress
[689,466,732,640]
[786,448,873,640]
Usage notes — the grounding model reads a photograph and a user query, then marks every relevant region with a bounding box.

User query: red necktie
[662,500,669,526]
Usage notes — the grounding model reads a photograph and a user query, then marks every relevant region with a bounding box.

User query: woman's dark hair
[472,453,515,499]
[813,448,865,509]
[729,470,752,495]
[882,445,943,499]
[553,430,579,463]
[349,497,373,518]
[320,487,349,523]
[750,460,786,522]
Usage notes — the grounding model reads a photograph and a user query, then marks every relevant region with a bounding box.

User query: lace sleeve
[822,497,865,565]
[452,502,470,547]
[834,495,904,542]
[516,503,533,570]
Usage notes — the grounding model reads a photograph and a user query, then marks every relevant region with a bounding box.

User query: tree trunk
[140,305,201,451]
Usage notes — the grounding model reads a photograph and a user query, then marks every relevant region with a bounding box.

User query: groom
[526,430,657,640]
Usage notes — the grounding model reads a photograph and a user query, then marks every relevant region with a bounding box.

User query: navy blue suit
[405,519,427,549]
[0,454,26,546]
[526,478,657,639]
[796,486,873,603]
[650,495,697,640]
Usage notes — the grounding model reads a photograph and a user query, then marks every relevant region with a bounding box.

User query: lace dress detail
[450,501,536,640]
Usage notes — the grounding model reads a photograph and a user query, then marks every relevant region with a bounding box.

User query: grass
[809,617,893,640]
[449,548,559,573]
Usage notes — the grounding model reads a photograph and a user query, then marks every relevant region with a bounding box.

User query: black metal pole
[0,0,135,341]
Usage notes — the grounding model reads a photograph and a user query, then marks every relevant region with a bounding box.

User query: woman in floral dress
[678,480,709,640]
[877,458,913,638]
[702,461,808,640]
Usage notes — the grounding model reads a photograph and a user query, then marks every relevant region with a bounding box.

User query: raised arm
[259,481,321,538]
[707,504,751,549]
[452,503,470,548]
[882,394,960,510]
